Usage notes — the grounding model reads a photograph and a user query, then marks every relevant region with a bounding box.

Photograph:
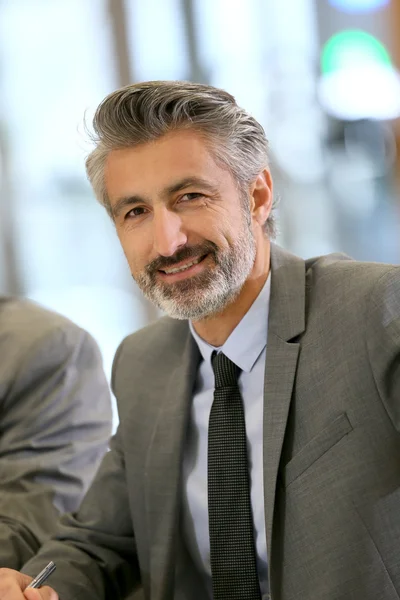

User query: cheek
[117,229,151,273]
[209,219,240,249]
[186,214,230,247]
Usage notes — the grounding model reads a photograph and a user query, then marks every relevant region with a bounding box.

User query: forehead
[104,130,230,201]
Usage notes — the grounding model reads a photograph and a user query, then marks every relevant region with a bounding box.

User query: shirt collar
[189,274,271,373]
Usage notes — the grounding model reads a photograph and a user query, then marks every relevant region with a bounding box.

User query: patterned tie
[208,351,261,600]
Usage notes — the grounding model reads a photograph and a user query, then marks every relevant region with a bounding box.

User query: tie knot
[211,351,240,388]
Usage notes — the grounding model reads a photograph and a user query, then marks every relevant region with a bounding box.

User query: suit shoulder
[117,315,188,360]
[111,315,191,396]
[0,297,93,353]
[303,254,400,329]
[306,253,400,295]
[0,298,104,405]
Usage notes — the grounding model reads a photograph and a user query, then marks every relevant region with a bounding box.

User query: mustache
[145,241,218,274]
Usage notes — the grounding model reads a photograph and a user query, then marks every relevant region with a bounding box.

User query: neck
[192,238,271,347]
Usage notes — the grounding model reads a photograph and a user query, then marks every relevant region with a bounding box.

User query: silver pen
[26,561,56,589]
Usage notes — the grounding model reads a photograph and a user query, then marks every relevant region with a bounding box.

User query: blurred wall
[0,0,398,427]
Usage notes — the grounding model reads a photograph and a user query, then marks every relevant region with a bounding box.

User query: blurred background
[0,0,399,427]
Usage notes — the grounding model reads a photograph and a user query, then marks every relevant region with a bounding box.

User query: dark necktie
[208,351,261,600]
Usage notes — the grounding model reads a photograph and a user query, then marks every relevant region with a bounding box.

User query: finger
[24,587,58,600]
[0,568,32,598]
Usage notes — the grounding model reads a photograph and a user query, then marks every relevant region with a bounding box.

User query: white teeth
[163,256,202,274]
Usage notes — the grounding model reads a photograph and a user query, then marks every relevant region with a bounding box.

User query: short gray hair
[85,80,277,237]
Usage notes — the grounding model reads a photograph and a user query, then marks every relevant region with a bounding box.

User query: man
[0,81,399,600]
[0,297,112,569]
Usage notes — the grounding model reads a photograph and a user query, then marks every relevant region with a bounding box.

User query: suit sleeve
[366,266,400,431]
[21,427,140,600]
[0,323,112,569]
[21,340,140,600]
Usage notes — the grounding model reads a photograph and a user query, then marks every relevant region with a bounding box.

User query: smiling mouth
[159,254,208,275]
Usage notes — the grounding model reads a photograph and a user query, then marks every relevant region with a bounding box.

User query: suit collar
[269,242,306,341]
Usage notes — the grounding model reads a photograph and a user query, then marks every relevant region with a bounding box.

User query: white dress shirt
[181,275,271,599]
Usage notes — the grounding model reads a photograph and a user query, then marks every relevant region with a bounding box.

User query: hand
[0,569,58,600]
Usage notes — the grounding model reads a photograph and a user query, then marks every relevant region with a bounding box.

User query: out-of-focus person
[0,296,112,569]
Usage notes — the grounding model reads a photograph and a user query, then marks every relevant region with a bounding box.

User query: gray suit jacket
[23,244,400,600]
[0,297,112,569]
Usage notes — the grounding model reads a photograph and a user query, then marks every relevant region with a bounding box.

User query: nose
[152,206,187,257]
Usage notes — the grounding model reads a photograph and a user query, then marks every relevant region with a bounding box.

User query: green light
[321,30,392,75]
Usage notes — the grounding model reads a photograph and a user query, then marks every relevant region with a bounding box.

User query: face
[104,130,260,320]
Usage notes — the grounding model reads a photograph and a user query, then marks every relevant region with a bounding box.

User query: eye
[179,192,205,203]
[125,206,148,219]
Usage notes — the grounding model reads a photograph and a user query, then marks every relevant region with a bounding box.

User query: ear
[249,168,273,228]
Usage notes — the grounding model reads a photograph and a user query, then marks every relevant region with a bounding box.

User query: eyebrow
[111,176,218,219]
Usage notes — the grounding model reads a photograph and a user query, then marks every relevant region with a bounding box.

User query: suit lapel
[144,325,200,600]
[263,244,306,562]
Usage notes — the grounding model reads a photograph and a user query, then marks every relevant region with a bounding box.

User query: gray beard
[134,223,256,320]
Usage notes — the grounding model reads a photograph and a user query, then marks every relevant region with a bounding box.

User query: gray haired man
[0,81,399,600]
